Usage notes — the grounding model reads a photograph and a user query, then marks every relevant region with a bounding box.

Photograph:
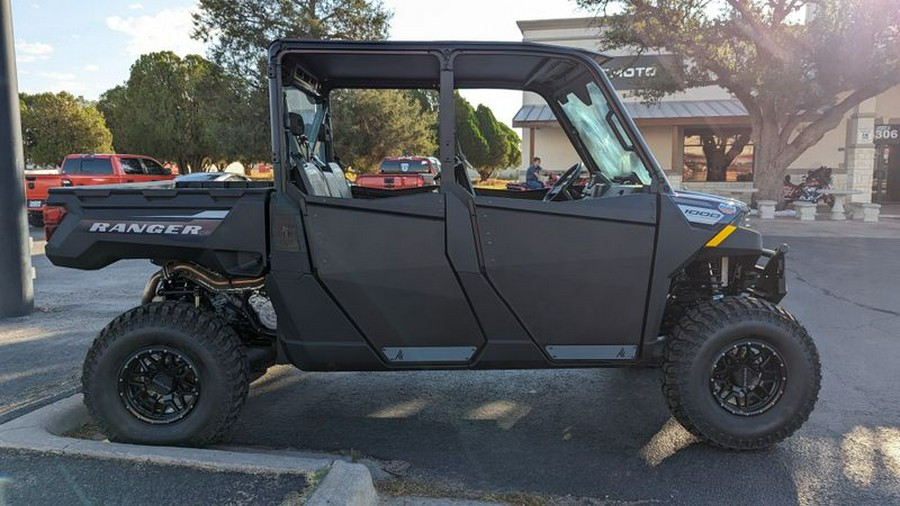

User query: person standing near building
[525,157,544,189]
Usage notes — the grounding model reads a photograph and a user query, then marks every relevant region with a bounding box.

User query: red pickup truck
[26,154,175,227]
[354,156,441,190]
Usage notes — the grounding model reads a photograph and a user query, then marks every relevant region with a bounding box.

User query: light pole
[0,0,34,317]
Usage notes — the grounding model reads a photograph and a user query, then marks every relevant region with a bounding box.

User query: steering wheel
[543,162,583,202]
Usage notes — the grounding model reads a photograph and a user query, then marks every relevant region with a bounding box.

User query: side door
[454,60,661,363]
[274,79,484,367]
[140,158,172,181]
[472,194,656,362]
[300,192,485,365]
[118,157,147,183]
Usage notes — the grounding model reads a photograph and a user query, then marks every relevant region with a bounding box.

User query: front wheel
[662,296,820,450]
[82,302,249,446]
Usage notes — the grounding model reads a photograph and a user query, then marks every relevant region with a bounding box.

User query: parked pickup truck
[354,156,440,189]
[25,153,174,227]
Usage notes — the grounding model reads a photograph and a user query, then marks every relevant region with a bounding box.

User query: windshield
[558,82,653,185]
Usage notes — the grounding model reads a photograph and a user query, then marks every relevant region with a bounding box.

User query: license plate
[27,200,42,208]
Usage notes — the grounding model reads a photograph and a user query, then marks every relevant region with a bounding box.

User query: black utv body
[45,41,820,449]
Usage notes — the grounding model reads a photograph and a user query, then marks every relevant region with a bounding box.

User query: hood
[671,190,750,227]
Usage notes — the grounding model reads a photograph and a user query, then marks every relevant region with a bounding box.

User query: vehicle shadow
[232,366,799,503]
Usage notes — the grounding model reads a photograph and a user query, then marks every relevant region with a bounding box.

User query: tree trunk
[752,119,786,207]
[189,156,205,173]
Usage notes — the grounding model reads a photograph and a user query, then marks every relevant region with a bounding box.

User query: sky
[9,0,588,126]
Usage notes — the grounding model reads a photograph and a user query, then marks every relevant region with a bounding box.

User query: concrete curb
[0,394,378,505]
[307,460,378,506]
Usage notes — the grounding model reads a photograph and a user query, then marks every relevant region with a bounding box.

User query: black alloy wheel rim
[117,346,201,424]
[710,340,786,416]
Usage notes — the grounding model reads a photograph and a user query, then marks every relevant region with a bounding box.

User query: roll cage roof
[269,40,612,93]
[267,40,666,193]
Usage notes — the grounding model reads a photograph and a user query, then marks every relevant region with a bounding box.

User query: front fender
[749,245,788,303]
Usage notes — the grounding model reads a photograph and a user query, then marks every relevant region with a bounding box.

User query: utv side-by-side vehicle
[44,40,820,449]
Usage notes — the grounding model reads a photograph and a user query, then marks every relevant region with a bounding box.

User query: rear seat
[286,122,331,197]
[301,162,331,196]
[295,161,353,199]
[324,163,353,198]
[287,131,352,198]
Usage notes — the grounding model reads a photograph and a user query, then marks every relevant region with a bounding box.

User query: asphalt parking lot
[0,235,155,423]
[2,223,900,504]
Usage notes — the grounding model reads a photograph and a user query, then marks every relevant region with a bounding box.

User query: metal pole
[0,0,34,317]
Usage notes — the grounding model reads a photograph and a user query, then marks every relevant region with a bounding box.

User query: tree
[701,131,751,182]
[579,0,900,202]
[192,0,392,162]
[453,95,521,181]
[193,0,390,85]
[474,105,511,181]
[454,93,489,173]
[500,123,522,169]
[19,92,113,166]
[98,52,239,172]
[330,89,437,172]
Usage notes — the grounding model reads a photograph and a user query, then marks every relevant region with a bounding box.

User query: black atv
[44,41,820,449]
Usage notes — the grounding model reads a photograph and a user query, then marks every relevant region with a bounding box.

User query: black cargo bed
[45,183,273,277]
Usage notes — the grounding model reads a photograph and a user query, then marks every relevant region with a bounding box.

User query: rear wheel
[663,296,820,449]
[82,302,249,446]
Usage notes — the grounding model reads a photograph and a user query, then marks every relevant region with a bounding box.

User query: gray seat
[324,163,353,198]
[287,131,331,197]
[302,162,331,197]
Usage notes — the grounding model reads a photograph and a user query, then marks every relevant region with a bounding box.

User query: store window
[682,128,754,182]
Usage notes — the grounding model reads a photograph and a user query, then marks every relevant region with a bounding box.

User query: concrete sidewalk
[749,215,900,238]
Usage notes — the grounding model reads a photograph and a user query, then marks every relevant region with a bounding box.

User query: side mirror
[164,168,172,175]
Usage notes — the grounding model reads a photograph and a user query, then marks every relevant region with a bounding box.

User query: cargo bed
[45,181,274,277]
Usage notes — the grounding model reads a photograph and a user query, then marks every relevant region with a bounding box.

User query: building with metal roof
[514,17,900,204]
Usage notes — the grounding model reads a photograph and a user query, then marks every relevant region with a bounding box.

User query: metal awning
[512,99,749,127]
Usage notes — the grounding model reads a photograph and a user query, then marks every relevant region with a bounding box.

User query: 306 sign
[875,125,900,144]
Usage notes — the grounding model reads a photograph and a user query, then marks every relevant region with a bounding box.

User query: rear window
[61,158,80,174]
[62,157,114,175]
[379,159,432,174]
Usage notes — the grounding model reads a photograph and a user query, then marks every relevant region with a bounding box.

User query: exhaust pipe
[142,262,265,304]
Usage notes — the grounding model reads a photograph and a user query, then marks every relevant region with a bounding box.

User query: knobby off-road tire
[663,296,821,450]
[82,302,249,446]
